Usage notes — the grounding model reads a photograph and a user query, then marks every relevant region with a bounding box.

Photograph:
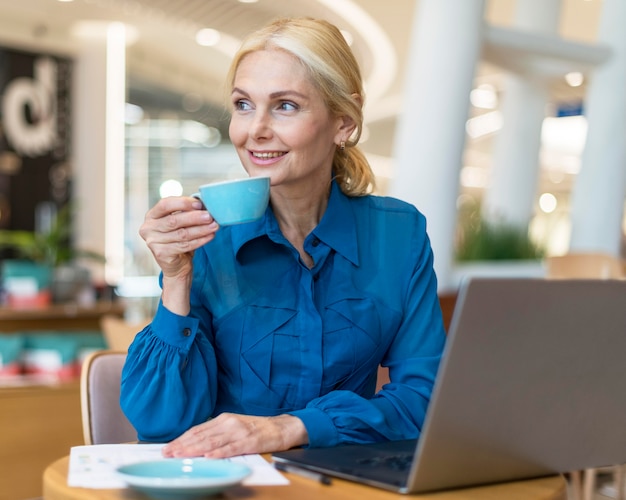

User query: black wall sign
[0,48,72,232]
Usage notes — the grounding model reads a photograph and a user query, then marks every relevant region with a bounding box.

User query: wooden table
[1,382,83,500]
[43,454,568,500]
[0,300,124,332]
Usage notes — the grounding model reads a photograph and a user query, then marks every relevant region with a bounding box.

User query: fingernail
[192,201,204,210]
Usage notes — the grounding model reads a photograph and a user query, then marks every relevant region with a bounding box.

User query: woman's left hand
[161,413,309,458]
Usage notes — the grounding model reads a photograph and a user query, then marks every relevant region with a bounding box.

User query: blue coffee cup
[193,176,270,226]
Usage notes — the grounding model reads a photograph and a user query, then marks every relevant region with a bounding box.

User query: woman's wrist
[161,274,193,316]
[273,414,309,450]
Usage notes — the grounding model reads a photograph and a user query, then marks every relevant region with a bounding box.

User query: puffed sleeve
[289,213,446,447]
[120,265,218,442]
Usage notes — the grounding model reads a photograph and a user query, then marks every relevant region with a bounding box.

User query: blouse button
[182,328,192,337]
[311,237,320,247]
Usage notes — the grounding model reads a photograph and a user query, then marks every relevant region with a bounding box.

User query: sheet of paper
[67,443,289,489]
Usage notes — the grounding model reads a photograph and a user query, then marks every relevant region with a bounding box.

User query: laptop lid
[272,278,626,493]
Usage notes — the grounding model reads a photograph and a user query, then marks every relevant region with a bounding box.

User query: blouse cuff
[152,301,200,350]
[289,407,339,448]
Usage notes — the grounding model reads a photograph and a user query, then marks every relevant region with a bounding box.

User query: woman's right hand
[139,196,219,314]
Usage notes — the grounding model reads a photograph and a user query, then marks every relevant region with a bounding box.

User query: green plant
[455,202,544,261]
[456,218,545,261]
[0,204,105,267]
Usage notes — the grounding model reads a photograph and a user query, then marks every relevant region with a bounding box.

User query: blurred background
[0,0,622,314]
[2,2,625,498]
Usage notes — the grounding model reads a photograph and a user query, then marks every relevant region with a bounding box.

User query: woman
[121,17,446,459]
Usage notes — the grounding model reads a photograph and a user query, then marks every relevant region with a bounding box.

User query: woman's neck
[271,179,332,266]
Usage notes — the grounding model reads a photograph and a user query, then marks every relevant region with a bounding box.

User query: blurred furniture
[545,252,625,280]
[80,350,136,445]
[0,381,83,500]
[545,252,624,500]
[0,304,121,498]
[100,314,148,352]
[43,453,568,500]
[0,301,125,332]
[375,292,457,392]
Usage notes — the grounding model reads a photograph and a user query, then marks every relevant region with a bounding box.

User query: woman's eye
[278,101,297,111]
[234,99,252,111]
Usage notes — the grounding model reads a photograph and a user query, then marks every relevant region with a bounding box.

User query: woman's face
[229,49,345,191]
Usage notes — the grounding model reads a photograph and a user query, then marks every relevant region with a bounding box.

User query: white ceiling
[0,0,606,182]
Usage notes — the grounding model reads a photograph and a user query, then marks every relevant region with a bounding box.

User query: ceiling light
[465,110,503,139]
[160,179,183,198]
[564,71,584,87]
[539,193,557,214]
[195,28,221,47]
[125,103,144,125]
[541,115,588,155]
[238,0,259,3]
[460,166,489,188]
[316,0,396,105]
[470,84,498,109]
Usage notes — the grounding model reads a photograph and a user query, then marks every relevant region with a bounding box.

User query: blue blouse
[121,181,446,447]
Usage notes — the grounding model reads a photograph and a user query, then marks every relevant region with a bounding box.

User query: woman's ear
[336,115,357,143]
[334,93,362,146]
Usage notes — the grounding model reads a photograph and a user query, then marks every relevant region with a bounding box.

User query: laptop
[272,277,626,493]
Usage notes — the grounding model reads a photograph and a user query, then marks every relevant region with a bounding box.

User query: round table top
[43,455,568,500]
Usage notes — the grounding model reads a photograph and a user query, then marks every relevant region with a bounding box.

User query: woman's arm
[121,196,220,441]
[120,301,218,442]
[290,218,446,447]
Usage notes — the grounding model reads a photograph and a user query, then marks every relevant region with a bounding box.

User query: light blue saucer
[116,458,252,499]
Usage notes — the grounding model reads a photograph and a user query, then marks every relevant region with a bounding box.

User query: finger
[141,214,218,251]
[162,414,251,458]
[150,219,218,246]
[148,233,216,270]
[163,427,227,458]
[157,209,215,234]
[204,440,248,459]
[146,196,203,220]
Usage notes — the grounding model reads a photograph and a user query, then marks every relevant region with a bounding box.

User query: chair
[545,252,625,280]
[100,314,149,352]
[545,252,625,500]
[80,350,137,445]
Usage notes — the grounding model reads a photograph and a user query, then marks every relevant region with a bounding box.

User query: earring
[339,141,346,151]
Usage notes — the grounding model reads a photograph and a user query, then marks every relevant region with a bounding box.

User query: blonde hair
[226,17,376,196]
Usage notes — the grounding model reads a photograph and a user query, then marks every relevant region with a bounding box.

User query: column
[569,0,626,256]
[72,22,127,285]
[482,0,562,227]
[389,0,485,292]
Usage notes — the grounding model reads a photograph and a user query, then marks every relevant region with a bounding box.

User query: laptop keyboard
[356,453,413,471]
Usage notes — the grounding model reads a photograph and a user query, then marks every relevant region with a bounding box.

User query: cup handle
[191,192,206,210]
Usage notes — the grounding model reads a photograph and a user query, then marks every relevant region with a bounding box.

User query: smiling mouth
[251,151,286,159]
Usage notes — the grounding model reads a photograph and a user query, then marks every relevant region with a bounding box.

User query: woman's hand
[161,413,309,458]
[139,196,219,314]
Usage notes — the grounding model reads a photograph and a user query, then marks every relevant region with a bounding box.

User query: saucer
[116,458,252,499]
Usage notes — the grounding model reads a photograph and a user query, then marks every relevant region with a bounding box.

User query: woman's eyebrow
[268,90,308,100]
[231,87,249,97]
[231,87,308,101]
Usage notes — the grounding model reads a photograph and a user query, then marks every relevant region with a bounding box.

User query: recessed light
[195,28,220,47]
[565,71,584,87]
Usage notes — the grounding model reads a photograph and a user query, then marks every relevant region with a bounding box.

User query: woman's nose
[250,110,272,140]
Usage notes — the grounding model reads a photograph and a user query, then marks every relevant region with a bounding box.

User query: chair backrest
[80,350,137,445]
[545,252,625,280]
[100,314,148,352]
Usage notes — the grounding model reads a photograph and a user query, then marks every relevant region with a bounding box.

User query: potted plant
[452,202,546,284]
[456,218,545,262]
[0,204,105,305]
